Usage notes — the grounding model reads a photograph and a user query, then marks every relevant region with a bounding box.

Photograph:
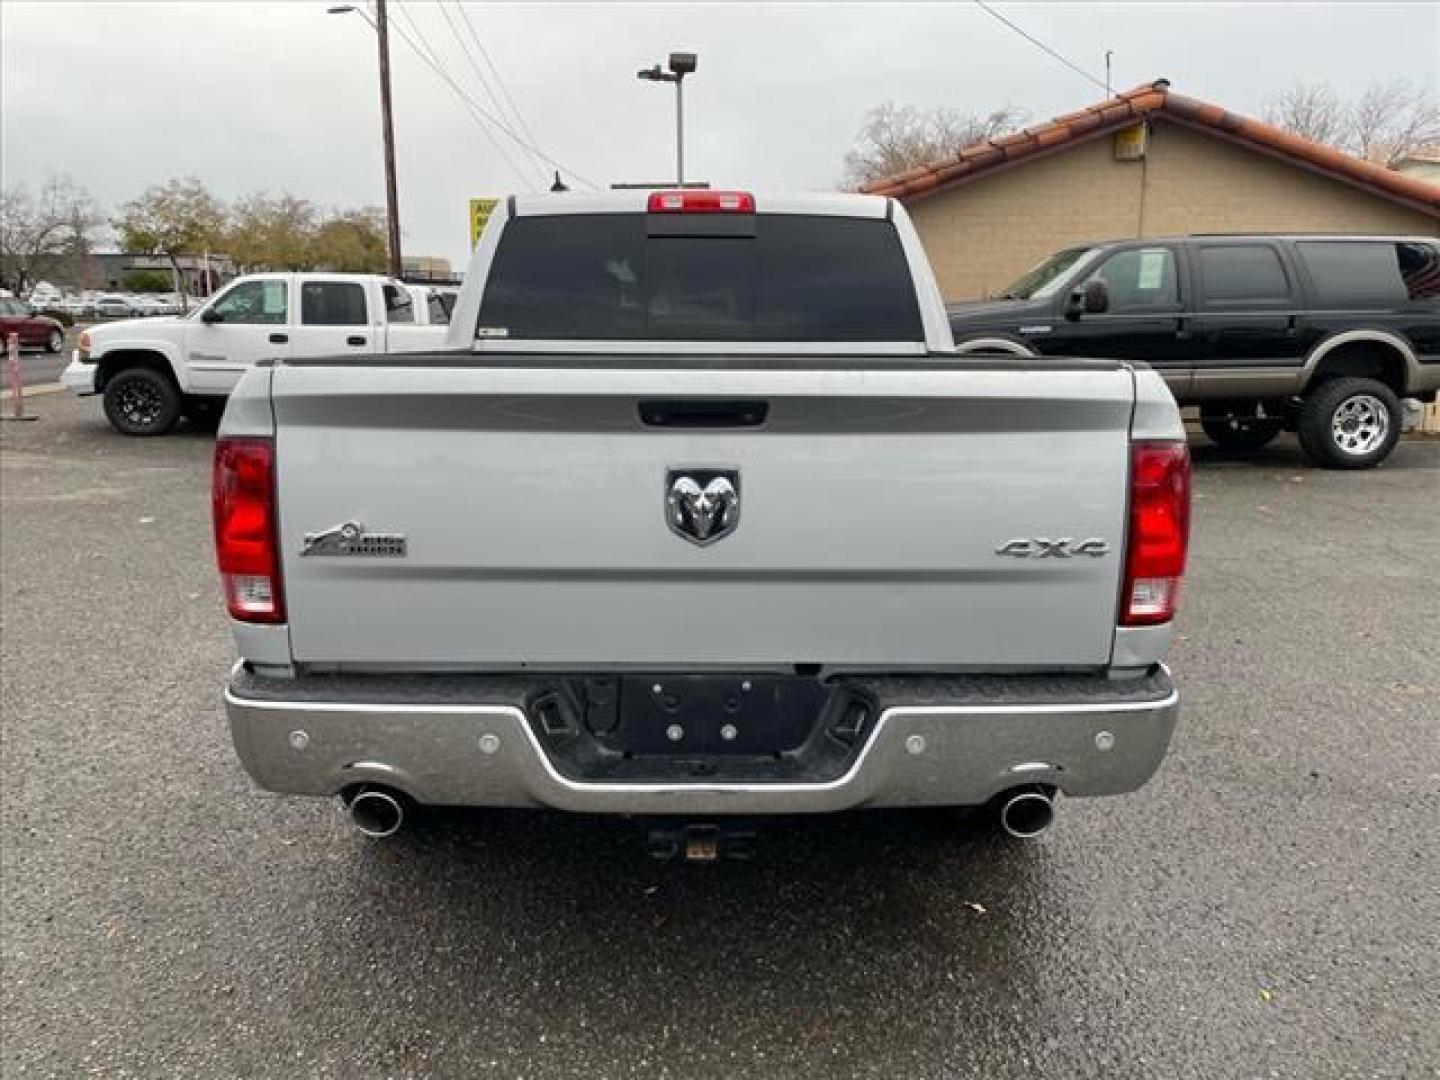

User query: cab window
[301,282,368,326]
[210,280,288,325]
[383,284,415,324]
[1086,247,1180,311]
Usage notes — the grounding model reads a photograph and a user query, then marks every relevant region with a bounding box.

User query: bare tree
[1262,84,1348,148]
[843,102,1027,189]
[0,175,102,293]
[1349,79,1440,166]
[1264,79,1440,167]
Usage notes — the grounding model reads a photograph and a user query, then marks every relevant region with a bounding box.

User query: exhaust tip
[999,788,1054,839]
[348,787,405,838]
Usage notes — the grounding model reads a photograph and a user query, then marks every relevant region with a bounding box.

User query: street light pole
[674,76,684,185]
[329,3,403,277]
[637,52,696,187]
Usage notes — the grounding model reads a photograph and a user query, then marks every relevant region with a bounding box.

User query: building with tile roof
[861,79,1440,301]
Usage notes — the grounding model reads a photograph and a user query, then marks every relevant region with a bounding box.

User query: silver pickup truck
[217,190,1191,852]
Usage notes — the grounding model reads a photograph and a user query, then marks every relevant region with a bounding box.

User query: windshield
[1000,246,1096,300]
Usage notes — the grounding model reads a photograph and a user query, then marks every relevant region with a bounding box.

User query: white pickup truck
[217,191,1191,854]
[62,272,450,434]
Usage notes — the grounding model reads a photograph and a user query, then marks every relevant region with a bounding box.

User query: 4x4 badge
[996,538,1110,558]
[666,470,740,547]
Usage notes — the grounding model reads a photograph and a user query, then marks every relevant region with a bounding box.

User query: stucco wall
[907,119,1439,302]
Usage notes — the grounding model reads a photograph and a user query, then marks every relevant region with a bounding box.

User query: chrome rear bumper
[225,666,1178,815]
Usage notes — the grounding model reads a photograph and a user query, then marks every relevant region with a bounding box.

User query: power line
[434,1,549,185]
[971,1,1109,94]
[376,5,598,189]
[453,3,545,163]
[387,1,535,186]
[390,0,442,70]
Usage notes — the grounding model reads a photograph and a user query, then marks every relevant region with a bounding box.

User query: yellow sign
[469,198,499,248]
[1113,123,1148,162]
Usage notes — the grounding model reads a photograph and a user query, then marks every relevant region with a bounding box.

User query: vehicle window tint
[477,213,923,342]
[754,216,924,339]
[212,280,288,325]
[1397,242,1440,300]
[301,282,367,326]
[479,215,646,339]
[1086,247,1179,310]
[648,238,754,338]
[1198,245,1291,303]
[1297,242,1406,305]
[383,284,415,324]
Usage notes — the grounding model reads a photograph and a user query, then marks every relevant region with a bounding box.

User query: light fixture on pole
[636,51,697,185]
[328,3,404,278]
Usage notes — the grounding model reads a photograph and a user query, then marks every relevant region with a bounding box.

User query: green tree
[226,192,319,272]
[113,178,226,311]
[122,269,172,292]
[310,208,388,273]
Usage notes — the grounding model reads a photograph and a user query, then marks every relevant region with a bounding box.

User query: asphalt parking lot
[2,392,1437,1079]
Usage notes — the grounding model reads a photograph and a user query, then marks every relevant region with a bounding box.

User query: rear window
[1298,241,1440,305]
[476,213,924,342]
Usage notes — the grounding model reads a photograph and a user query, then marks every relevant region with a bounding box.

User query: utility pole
[329,3,405,276]
[376,0,403,278]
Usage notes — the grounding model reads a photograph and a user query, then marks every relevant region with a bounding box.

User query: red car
[0,298,66,353]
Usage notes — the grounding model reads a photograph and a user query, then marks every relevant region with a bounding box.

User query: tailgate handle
[639,399,768,428]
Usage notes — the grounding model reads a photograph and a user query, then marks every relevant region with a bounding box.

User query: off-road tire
[102,367,181,436]
[1296,377,1401,470]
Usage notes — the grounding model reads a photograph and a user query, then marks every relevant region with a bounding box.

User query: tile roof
[860,79,1440,217]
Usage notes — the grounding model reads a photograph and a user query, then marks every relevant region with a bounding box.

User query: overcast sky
[3,1,1436,268]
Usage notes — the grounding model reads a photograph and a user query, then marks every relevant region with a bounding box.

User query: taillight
[213,436,285,623]
[646,190,755,213]
[1121,441,1191,626]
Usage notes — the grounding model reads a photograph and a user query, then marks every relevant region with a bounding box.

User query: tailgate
[272,360,1134,669]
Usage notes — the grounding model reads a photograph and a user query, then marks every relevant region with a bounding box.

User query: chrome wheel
[115,380,165,428]
[1331,394,1389,456]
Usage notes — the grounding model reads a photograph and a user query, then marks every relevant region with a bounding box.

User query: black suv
[947,235,1440,468]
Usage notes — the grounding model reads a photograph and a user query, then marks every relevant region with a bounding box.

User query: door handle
[268,333,288,344]
[346,336,368,346]
[1174,316,1191,341]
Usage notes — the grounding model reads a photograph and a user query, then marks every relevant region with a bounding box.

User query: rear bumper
[225,665,1179,815]
[61,356,96,395]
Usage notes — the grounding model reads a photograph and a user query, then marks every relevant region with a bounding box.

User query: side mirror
[200,307,222,324]
[1065,280,1109,319]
